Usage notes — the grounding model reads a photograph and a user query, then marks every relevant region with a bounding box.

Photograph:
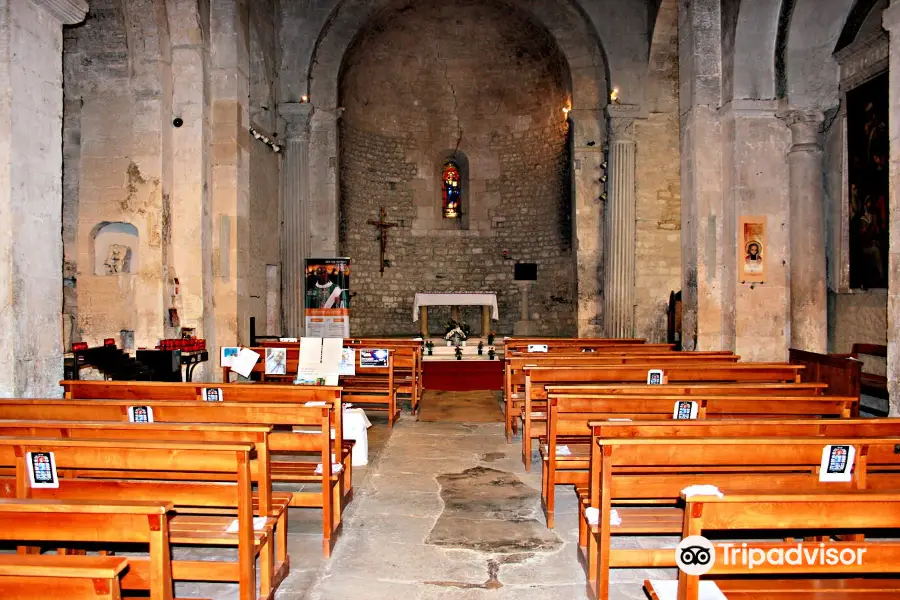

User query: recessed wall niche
[93,222,139,276]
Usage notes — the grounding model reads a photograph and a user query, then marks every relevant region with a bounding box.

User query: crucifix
[367,206,398,276]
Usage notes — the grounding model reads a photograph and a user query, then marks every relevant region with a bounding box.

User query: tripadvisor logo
[676,536,867,575]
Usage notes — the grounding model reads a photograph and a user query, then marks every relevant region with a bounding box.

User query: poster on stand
[305,258,351,337]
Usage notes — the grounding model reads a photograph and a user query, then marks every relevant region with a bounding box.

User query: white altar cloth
[413,292,499,321]
[343,408,372,466]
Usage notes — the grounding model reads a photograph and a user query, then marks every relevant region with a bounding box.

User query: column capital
[280,102,313,141]
[777,109,824,148]
[884,2,900,33]
[33,0,88,24]
[606,104,641,141]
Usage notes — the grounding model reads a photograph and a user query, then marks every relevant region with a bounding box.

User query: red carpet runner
[422,359,503,391]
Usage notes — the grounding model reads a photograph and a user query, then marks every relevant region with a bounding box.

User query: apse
[338,0,575,336]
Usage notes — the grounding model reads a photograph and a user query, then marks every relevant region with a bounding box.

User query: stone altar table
[413,292,499,337]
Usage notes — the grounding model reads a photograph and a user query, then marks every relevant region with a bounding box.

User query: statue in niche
[104,244,132,275]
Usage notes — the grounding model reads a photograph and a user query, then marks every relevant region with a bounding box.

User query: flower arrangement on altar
[444,319,469,347]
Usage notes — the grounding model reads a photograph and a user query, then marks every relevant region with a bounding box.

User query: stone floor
[179,404,674,600]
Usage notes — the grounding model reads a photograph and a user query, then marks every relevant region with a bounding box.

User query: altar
[413,292,498,337]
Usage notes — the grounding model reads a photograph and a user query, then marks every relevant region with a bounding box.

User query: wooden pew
[581,436,900,600]
[221,348,401,427]
[504,352,739,441]
[0,499,175,600]
[520,363,806,468]
[540,394,861,527]
[644,492,900,600]
[58,380,354,500]
[0,436,269,600]
[789,348,862,399]
[0,555,130,600]
[0,400,345,557]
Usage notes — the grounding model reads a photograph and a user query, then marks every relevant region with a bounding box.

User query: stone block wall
[337,0,575,337]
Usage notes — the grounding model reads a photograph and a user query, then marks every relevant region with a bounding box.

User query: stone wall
[634,0,682,342]
[338,0,575,337]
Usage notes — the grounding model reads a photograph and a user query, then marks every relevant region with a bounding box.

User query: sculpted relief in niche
[93,222,139,276]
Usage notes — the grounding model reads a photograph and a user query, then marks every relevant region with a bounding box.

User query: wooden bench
[789,348,862,398]
[0,499,175,600]
[221,348,401,427]
[0,436,272,600]
[644,492,900,600]
[504,352,739,441]
[0,400,346,557]
[0,554,130,600]
[520,363,807,468]
[540,394,861,527]
[58,380,355,501]
[580,436,900,600]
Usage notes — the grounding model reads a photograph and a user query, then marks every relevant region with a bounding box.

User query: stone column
[603,105,638,338]
[780,110,827,353]
[0,0,87,398]
[882,5,900,416]
[280,102,312,336]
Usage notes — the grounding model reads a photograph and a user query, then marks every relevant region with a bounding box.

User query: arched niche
[92,222,139,276]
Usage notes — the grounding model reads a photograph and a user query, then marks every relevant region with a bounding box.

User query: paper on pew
[556,445,572,456]
[304,401,328,407]
[682,485,724,498]
[225,517,268,532]
[231,348,261,378]
[608,418,632,422]
[315,463,344,475]
[648,581,726,600]
[584,507,621,526]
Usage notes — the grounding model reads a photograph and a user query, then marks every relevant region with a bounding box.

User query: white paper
[231,348,261,378]
[226,516,269,532]
[220,346,239,368]
[304,401,328,407]
[322,338,343,368]
[127,406,154,423]
[682,485,724,498]
[647,368,665,385]
[556,445,572,456]
[279,337,298,343]
[820,444,855,483]
[299,337,323,367]
[647,581,727,600]
[27,451,59,489]
[314,463,344,475]
[608,418,633,422]
[673,400,699,420]
[339,348,356,376]
[584,507,621,526]
[527,344,548,353]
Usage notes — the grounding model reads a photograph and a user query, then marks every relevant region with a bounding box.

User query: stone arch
[778,0,856,108]
[730,0,783,100]
[307,0,609,111]
[835,0,887,52]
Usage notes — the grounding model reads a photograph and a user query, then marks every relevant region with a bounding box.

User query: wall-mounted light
[599,174,608,183]
[300,95,309,103]
[610,87,620,104]
[601,160,608,170]
[600,192,608,202]
[562,106,570,117]
[250,127,282,153]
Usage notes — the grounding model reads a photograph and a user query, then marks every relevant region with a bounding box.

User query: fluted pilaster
[280,102,312,336]
[603,105,638,338]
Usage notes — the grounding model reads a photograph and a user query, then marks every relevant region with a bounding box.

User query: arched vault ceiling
[279,0,652,109]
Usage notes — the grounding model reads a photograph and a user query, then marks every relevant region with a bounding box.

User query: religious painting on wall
[304,258,351,337]
[442,161,461,219]
[738,216,766,283]
[847,72,889,289]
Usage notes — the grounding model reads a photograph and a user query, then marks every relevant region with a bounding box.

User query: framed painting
[847,72,889,289]
[739,216,766,284]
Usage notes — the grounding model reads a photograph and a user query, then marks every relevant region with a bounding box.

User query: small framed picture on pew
[202,387,224,402]
[673,400,698,420]
[127,405,154,423]
[819,444,856,482]
[647,369,665,385]
[26,451,59,489]
[360,349,389,368]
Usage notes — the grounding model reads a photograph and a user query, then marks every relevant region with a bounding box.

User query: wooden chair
[520,363,806,469]
[581,436,900,600]
[0,555,130,600]
[645,491,900,599]
[0,437,270,600]
[0,499,175,600]
[0,400,345,557]
[540,394,860,528]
